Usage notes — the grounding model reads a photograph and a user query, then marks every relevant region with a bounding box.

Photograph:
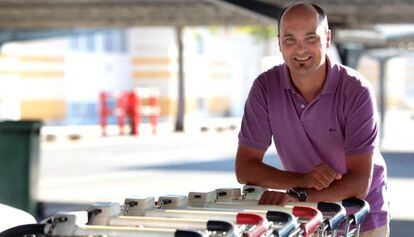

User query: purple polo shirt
[238,58,389,232]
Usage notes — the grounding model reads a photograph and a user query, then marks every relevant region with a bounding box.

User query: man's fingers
[317,165,338,181]
[259,191,273,205]
[269,195,280,205]
[278,194,291,205]
[308,171,331,190]
[258,193,268,205]
[313,180,325,190]
[335,173,342,180]
[314,173,331,187]
[312,164,342,187]
[303,164,343,190]
[259,191,288,205]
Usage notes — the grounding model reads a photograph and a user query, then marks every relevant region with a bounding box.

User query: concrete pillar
[175,26,185,132]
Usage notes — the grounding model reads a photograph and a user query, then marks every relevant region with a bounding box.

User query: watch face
[293,187,305,193]
[292,187,307,201]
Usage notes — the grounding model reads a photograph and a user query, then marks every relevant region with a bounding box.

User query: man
[236,2,389,236]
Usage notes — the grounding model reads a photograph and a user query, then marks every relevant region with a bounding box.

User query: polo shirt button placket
[300,104,305,109]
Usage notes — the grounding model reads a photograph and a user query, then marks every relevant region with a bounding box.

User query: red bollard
[116,92,128,135]
[99,92,108,136]
[128,91,140,136]
[148,95,159,134]
[100,88,158,136]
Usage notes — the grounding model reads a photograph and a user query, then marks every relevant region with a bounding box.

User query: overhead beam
[0,1,414,29]
[0,0,274,28]
[321,4,414,26]
[220,0,282,20]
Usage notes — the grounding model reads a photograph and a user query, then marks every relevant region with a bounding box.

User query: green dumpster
[0,120,42,217]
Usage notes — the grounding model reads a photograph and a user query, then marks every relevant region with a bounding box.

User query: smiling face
[278,4,331,78]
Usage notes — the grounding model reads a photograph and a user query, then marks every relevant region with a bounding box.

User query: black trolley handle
[266,211,298,237]
[206,220,233,236]
[341,197,370,225]
[317,202,347,231]
[0,224,46,237]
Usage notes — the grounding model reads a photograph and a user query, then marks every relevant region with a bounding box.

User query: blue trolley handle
[342,198,370,226]
[266,211,298,237]
[317,202,347,231]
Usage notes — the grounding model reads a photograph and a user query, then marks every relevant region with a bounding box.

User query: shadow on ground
[390,219,414,237]
[118,151,414,179]
[118,153,281,172]
[382,151,414,178]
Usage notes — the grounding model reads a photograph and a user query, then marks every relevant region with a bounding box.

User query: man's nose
[295,41,307,52]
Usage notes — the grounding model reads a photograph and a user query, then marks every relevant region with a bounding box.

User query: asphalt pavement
[37,113,414,236]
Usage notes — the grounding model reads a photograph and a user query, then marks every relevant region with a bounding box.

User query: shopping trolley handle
[266,211,298,237]
[236,213,268,237]
[206,220,234,234]
[341,197,370,225]
[236,212,264,225]
[0,224,46,237]
[292,206,323,236]
[317,202,347,231]
[175,230,204,237]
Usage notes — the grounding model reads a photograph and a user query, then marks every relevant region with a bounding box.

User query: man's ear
[277,34,282,52]
[326,29,332,48]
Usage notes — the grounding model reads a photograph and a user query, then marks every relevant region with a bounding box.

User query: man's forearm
[237,158,303,190]
[306,171,371,202]
[306,152,373,202]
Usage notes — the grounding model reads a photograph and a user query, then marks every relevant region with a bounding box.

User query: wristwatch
[288,187,308,202]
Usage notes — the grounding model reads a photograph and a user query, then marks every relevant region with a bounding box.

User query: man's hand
[258,190,297,205]
[302,164,342,190]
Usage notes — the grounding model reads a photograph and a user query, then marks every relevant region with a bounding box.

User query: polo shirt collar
[281,64,293,90]
[320,57,339,95]
[281,56,339,95]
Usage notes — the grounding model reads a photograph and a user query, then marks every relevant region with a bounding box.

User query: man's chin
[289,65,314,74]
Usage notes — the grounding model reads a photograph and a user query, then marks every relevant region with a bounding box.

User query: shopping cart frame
[0,211,204,237]
[89,202,270,237]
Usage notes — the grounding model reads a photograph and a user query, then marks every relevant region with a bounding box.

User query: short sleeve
[238,76,272,151]
[344,85,378,156]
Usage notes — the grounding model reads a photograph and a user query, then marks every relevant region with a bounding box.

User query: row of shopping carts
[0,185,370,237]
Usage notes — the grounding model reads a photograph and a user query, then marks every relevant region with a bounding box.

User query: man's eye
[306,36,317,42]
[284,38,295,44]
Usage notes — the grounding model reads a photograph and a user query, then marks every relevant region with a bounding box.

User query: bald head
[277,2,329,36]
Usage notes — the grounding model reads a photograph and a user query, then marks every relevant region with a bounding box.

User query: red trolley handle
[292,206,323,237]
[236,213,268,237]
